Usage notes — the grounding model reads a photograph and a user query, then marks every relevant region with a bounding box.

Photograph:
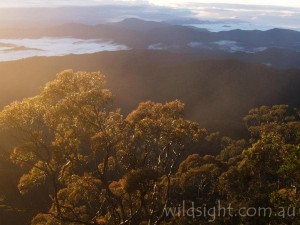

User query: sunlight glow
[0,0,299,8]
[148,0,300,8]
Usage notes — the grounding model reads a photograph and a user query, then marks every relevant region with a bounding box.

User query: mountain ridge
[0,50,299,136]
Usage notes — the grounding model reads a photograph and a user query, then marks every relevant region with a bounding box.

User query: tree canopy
[0,70,299,225]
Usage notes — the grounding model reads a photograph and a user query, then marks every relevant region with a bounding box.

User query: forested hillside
[1,18,300,68]
[0,51,299,136]
[0,2,299,225]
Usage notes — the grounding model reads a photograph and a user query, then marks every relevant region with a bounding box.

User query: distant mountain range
[0,7,299,225]
[0,18,300,68]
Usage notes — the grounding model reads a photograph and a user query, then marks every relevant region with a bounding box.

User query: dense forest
[0,3,300,225]
[1,51,300,137]
[0,70,299,225]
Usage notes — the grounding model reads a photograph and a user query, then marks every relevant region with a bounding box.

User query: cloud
[0,4,195,25]
[177,3,300,29]
[0,1,299,30]
[150,0,300,8]
[0,0,152,7]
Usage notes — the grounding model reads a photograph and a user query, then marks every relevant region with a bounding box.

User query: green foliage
[0,70,205,225]
[0,70,299,225]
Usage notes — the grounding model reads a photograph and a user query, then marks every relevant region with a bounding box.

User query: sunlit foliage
[0,70,205,225]
[0,70,299,225]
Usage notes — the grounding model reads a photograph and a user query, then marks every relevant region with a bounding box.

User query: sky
[0,0,299,30]
[0,0,299,8]
[149,0,300,8]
